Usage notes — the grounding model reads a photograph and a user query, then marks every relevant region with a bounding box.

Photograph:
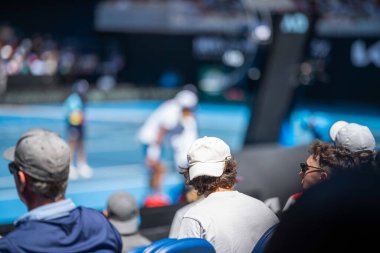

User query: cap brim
[3,147,15,161]
[109,216,139,235]
[189,162,224,180]
[329,121,348,141]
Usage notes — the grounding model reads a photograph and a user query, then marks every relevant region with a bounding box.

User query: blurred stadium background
[1,0,380,240]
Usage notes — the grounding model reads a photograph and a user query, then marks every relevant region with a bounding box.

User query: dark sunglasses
[8,162,20,175]
[299,163,323,173]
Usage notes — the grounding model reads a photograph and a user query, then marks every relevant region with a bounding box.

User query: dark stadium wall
[0,2,96,39]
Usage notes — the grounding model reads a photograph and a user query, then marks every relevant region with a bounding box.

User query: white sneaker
[78,164,93,178]
[69,165,79,180]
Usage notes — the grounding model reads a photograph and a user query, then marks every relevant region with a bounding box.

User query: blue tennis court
[0,101,250,224]
[280,103,380,148]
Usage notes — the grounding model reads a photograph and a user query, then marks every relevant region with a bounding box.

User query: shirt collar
[15,199,76,225]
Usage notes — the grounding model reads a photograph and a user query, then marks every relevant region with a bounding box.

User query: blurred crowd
[293,0,380,18]
[0,25,124,79]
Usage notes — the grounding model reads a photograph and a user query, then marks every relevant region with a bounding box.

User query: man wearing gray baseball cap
[0,128,122,253]
[104,191,151,252]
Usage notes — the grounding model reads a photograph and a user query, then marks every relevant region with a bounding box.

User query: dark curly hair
[310,140,378,175]
[180,158,237,196]
[351,150,377,173]
[309,140,356,175]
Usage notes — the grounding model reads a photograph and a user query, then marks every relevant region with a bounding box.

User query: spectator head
[182,83,198,95]
[301,140,355,190]
[181,136,237,196]
[175,89,198,110]
[72,79,89,96]
[329,121,375,152]
[3,128,70,200]
[104,192,140,234]
[330,121,377,171]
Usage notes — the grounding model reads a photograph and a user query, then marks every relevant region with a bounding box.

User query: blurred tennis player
[138,85,198,203]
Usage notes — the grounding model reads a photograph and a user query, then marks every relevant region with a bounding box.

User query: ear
[17,170,27,192]
[102,210,109,217]
[320,171,328,181]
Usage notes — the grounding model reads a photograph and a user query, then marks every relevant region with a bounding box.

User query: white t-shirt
[169,197,204,238]
[138,99,198,168]
[177,191,279,253]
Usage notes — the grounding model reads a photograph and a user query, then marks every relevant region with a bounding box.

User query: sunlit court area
[1,0,380,252]
[0,102,249,222]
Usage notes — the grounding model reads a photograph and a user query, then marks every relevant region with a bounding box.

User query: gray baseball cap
[107,192,139,235]
[3,128,70,182]
[329,121,376,152]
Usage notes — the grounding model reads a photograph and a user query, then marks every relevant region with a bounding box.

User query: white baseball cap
[187,136,231,180]
[329,121,376,152]
[175,90,198,109]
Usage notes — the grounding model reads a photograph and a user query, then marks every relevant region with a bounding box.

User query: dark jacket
[0,207,122,253]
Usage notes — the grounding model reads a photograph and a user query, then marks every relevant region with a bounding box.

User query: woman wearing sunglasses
[282,140,355,212]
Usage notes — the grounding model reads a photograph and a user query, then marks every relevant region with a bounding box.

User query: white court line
[0,104,249,131]
[0,178,149,201]
[0,105,151,123]
[0,164,145,190]
[0,167,182,201]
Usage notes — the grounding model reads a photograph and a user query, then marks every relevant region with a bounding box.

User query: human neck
[205,187,234,197]
[26,195,65,211]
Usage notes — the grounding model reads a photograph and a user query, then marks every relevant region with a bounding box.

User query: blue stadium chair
[126,245,149,253]
[143,238,176,253]
[126,238,175,253]
[127,238,215,253]
[251,224,278,253]
[150,238,215,253]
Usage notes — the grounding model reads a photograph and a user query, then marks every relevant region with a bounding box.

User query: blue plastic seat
[126,245,149,253]
[155,238,216,253]
[143,238,177,253]
[126,238,175,253]
[251,224,278,253]
[127,238,215,253]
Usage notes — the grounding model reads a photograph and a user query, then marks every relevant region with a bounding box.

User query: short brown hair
[27,176,67,200]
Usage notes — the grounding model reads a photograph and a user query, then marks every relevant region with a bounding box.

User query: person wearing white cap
[137,85,198,199]
[177,136,279,253]
[329,120,377,171]
[329,120,376,153]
